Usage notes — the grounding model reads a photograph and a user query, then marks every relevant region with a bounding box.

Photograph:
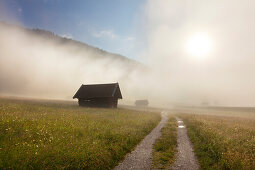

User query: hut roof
[73,83,122,99]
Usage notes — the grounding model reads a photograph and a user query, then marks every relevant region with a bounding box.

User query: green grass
[179,113,255,170]
[0,98,161,169]
[152,115,177,169]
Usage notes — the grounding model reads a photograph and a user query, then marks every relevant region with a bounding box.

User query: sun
[186,33,212,59]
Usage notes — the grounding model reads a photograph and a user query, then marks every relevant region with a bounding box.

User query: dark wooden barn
[135,100,149,107]
[73,83,122,108]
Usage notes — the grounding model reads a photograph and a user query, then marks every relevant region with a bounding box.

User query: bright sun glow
[186,33,212,59]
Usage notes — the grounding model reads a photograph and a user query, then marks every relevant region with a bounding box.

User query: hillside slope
[0,21,140,65]
[0,22,147,101]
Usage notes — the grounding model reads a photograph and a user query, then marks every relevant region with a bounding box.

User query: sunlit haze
[186,33,212,59]
[1,0,255,107]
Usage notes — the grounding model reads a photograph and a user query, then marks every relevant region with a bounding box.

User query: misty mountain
[0,21,140,66]
[0,21,147,101]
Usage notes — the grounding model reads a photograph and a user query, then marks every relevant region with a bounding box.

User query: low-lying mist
[1,0,255,107]
[138,0,255,107]
[0,23,148,105]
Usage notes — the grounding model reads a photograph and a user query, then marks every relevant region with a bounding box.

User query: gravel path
[114,112,168,170]
[172,118,200,170]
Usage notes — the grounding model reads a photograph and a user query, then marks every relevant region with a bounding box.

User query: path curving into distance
[172,118,200,170]
[114,111,168,170]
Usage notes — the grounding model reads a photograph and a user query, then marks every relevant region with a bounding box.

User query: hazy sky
[0,0,145,60]
[1,0,255,107]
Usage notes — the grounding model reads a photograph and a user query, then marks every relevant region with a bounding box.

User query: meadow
[179,108,255,170]
[152,115,177,169]
[0,98,161,169]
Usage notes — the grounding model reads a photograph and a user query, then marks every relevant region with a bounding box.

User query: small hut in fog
[135,100,149,107]
[73,83,122,108]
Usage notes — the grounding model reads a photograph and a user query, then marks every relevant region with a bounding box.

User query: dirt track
[114,112,168,170]
[114,114,200,170]
[171,118,200,170]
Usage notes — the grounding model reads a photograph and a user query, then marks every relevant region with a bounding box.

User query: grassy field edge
[0,98,161,169]
[179,114,255,170]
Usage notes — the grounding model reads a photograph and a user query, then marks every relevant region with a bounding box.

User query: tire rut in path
[114,112,168,170]
[171,117,200,170]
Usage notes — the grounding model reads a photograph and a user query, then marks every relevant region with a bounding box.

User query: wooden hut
[135,100,149,107]
[73,83,122,108]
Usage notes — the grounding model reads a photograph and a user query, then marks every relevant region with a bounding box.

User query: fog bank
[138,0,255,107]
[0,23,147,105]
[1,0,255,107]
